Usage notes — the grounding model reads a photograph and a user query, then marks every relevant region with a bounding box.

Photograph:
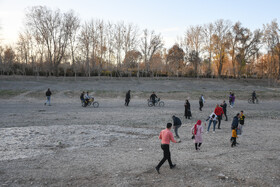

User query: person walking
[44,88,52,106]
[220,101,228,121]
[206,112,218,133]
[214,104,224,129]
[191,120,203,150]
[230,93,235,108]
[172,115,182,139]
[229,92,232,106]
[184,100,192,119]
[155,123,177,174]
[199,94,205,111]
[231,113,240,130]
[125,90,131,106]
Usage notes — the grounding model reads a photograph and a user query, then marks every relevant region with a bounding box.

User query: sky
[0,0,279,47]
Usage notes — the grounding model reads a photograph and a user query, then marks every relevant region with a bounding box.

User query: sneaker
[155,167,160,174]
[170,164,176,169]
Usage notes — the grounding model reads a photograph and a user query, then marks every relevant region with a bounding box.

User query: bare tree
[185,25,203,77]
[212,19,231,77]
[79,22,92,77]
[113,22,125,75]
[202,23,214,76]
[25,6,78,76]
[67,10,80,79]
[263,20,280,80]
[140,29,164,76]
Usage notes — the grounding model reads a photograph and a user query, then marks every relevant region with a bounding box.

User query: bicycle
[147,98,164,107]
[248,97,259,104]
[82,97,99,108]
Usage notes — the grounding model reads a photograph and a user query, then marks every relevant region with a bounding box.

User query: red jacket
[214,106,224,116]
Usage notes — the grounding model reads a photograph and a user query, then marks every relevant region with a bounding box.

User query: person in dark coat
[220,100,228,121]
[125,90,131,106]
[184,100,192,119]
[150,92,158,106]
[44,88,52,106]
[231,113,240,130]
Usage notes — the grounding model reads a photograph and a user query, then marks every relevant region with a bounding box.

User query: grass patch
[0,90,26,99]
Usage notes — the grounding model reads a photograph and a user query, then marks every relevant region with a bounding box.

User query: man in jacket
[45,88,52,106]
[150,92,157,106]
[155,123,177,174]
[125,90,131,106]
[220,101,228,121]
[172,115,182,139]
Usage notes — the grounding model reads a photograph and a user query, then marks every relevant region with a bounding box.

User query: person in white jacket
[205,112,217,133]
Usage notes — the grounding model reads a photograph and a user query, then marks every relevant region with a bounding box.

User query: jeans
[156,144,173,169]
[174,125,181,138]
[207,120,217,132]
[46,96,51,105]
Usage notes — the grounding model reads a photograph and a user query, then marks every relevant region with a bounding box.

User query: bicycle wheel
[159,101,165,107]
[93,102,99,108]
[148,101,154,107]
[248,98,252,104]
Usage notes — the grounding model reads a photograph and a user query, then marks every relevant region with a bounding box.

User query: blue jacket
[231,116,239,129]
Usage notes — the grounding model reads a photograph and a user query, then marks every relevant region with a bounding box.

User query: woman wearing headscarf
[191,120,203,150]
[184,100,192,119]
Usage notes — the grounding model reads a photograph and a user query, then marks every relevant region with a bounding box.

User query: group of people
[125,91,159,107]
[155,99,247,174]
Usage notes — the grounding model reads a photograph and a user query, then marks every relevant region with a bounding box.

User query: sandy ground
[0,76,280,187]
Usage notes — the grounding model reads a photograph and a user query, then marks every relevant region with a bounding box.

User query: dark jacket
[126,92,131,100]
[150,94,157,100]
[46,90,52,97]
[231,116,239,129]
[80,93,84,100]
[221,103,227,112]
[184,102,192,117]
[173,116,182,126]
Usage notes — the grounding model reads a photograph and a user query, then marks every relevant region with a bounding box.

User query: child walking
[191,120,203,150]
[231,127,238,147]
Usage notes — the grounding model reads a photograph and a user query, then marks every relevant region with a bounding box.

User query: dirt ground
[0,76,279,187]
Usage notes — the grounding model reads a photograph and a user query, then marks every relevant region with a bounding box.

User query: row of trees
[0,6,280,83]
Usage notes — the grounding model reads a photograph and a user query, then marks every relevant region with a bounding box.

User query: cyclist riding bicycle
[150,92,158,106]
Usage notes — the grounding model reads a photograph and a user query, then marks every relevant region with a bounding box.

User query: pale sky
[0,0,279,47]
